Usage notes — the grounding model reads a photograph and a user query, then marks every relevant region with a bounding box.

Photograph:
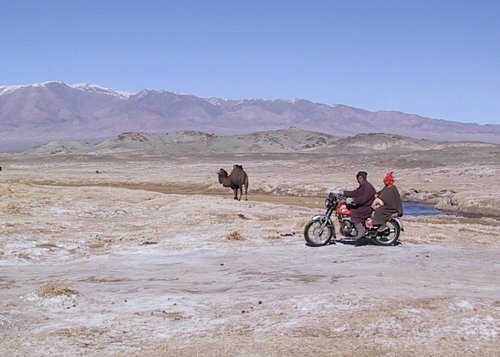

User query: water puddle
[404,201,459,216]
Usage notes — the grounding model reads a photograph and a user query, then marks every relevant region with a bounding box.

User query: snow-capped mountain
[1,81,499,152]
[70,83,131,99]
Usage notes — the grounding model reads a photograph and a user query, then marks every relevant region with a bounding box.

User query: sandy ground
[0,152,499,356]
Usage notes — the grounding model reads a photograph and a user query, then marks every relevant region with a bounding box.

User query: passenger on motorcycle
[372,171,403,232]
[343,171,376,239]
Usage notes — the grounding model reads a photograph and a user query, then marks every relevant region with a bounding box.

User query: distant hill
[24,128,339,156]
[1,81,499,152]
[22,129,498,157]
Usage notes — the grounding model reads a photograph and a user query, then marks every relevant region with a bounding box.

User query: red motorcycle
[304,193,403,246]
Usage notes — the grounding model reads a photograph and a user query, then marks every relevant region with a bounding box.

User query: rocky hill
[23,128,338,156]
[19,128,498,157]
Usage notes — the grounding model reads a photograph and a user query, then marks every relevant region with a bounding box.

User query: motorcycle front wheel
[304,218,334,246]
[372,219,401,246]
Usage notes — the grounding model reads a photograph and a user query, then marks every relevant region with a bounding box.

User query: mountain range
[1,81,499,152]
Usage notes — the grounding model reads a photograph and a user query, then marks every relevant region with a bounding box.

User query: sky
[1,0,499,125]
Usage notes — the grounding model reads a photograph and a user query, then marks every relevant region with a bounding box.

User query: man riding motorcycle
[342,171,376,240]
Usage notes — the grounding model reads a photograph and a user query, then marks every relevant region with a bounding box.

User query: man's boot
[354,222,366,240]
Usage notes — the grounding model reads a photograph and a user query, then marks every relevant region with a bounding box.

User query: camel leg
[244,184,248,201]
[233,189,238,200]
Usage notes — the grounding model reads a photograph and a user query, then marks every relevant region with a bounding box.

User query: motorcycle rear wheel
[372,219,400,246]
[304,218,334,246]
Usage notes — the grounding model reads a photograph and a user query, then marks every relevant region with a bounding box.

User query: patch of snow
[50,207,74,215]
[0,313,11,327]
[1,238,82,263]
[453,299,474,311]
[0,84,25,95]
[362,317,404,336]
[458,316,498,339]
[134,89,158,99]
[0,81,66,95]
[20,291,79,307]
[0,81,134,99]
[71,83,131,99]
[208,97,229,105]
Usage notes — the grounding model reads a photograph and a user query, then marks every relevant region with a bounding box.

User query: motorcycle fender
[392,217,404,231]
[311,214,332,223]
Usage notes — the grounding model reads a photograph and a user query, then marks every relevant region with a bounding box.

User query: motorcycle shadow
[336,237,373,247]
[336,237,401,247]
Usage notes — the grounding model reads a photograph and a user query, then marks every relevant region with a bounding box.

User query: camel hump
[230,165,247,177]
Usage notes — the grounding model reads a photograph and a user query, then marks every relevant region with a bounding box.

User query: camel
[217,164,249,201]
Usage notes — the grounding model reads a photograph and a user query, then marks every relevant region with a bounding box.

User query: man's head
[356,171,368,184]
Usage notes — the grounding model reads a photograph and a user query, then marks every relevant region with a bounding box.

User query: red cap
[384,171,394,186]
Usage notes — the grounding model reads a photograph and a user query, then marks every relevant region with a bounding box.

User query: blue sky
[1,0,499,124]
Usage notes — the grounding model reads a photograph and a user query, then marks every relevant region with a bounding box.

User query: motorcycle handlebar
[329,192,345,200]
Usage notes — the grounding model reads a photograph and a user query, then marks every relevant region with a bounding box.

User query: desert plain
[0,130,499,356]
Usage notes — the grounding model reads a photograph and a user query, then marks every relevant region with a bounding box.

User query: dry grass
[265,234,282,240]
[36,281,78,298]
[226,231,244,241]
[36,243,60,250]
[2,202,21,214]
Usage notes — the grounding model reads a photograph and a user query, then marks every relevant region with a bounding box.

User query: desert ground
[0,134,499,356]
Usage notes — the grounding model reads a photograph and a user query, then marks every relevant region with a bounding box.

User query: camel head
[217,168,228,184]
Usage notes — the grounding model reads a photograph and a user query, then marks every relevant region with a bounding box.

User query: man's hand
[371,197,384,209]
[346,197,354,204]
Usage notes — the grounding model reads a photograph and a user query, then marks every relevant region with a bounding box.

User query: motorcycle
[304,192,403,246]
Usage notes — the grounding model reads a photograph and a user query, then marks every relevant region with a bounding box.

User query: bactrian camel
[217,164,249,201]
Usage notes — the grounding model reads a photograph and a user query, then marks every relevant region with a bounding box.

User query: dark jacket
[373,185,403,225]
[344,181,376,223]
